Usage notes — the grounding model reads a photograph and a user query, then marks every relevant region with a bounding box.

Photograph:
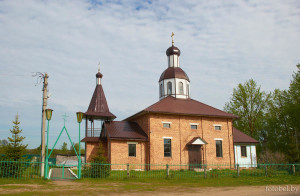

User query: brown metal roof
[166,45,181,56]
[126,96,237,120]
[84,84,116,120]
[233,127,259,143]
[159,67,190,82]
[105,121,148,141]
[81,137,101,142]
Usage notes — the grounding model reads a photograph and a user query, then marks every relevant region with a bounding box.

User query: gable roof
[187,137,208,145]
[104,121,148,141]
[84,84,116,120]
[233,127,259,143]
[125,96,237,120]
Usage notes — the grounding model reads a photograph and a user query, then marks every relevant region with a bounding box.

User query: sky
[0,0,299,149]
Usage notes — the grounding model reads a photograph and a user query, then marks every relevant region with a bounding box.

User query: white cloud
[0,0,299,148]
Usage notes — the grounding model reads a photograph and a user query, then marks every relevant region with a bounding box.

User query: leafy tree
[224,79,270,140]
[61,142,68,153]
[263,64,300,163]
[4,115,28,160]
[70,142,84,155]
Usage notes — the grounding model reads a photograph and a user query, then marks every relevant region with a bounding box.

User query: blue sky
[0,0,299,149]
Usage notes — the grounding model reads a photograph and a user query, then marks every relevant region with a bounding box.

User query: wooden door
[188,145,202,169]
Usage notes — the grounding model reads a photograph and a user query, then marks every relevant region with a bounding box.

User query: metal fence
[0,160,299,180]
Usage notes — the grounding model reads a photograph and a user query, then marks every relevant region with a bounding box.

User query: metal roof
[84,84,116,120]
[159,67,190,82]
[125,96,238,120]
[105,121,148,141]
[233,127,259,143]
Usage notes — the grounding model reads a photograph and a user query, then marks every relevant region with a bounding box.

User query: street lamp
[76,111,83,179]
[45,108,53,179]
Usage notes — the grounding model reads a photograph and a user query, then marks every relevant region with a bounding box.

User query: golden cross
[98,62,100,72]
[171,32,174,46]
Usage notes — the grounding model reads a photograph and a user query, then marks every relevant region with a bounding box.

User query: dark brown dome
[96,72,103,78]
[166,46,181,56]
[159,67,190,82]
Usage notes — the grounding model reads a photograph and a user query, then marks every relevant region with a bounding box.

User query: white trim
[214,138,223,140]
[162,121,172,124]
[48,168,53,179]
[192,138,206,145]
[213,124,222,127]
[127,142,138,144]
[190,123,199,125]
[68,168,78,179]
[163,137,173,139]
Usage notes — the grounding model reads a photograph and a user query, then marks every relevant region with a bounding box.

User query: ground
[0,180,299,196]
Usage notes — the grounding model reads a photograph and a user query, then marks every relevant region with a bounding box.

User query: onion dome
[159,67,190,82]
[96,72,103,78]
[166,46,181,56]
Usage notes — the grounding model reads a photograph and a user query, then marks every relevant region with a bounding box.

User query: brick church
[81,36,258,169]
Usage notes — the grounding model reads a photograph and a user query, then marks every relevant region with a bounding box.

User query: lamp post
[45,108,53,179]
[76,111,83,179]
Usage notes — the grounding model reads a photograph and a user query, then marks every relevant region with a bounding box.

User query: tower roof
[84,72,116,120]
[159,67,190,82]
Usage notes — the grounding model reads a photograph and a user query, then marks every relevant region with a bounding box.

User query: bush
[82,143,110,178]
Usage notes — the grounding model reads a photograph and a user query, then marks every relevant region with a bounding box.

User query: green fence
[0,160,299,180]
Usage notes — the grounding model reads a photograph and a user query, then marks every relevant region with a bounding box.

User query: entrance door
[188,145,202,169]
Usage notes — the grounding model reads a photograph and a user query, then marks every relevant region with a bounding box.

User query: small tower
[159,33,190,100]
[84,63,116,138]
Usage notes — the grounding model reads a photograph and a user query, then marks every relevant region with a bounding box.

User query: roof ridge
[188,98,237,117]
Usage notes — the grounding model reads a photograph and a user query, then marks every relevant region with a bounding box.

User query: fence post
[265,165,267,176]
[204,165,206,179]
[166,164,169,178]
[237,164,240,177]
[127,163,130,178]
[292,165,295,175]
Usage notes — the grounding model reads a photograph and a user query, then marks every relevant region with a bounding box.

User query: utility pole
[40,73,48,177]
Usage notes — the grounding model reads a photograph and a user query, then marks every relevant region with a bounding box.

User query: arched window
[187,84,189,97]
[167,82,172,95]
[179,82,183,94]
[160,83,163,97]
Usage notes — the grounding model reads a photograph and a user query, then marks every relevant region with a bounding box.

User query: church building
[81,36,258,169]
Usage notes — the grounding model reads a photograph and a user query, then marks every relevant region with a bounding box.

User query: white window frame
[213,124,222,130]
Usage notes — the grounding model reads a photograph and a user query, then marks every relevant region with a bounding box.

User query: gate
[48,164,78,180]
[44,112,84,179]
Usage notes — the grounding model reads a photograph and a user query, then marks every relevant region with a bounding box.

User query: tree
[224,79,270,140]
[83,143,110,178]
[4,115,28,160]
[61,142,68,153]
[70,142,84,155]
[0,115,28,177]
[262,64,300,163]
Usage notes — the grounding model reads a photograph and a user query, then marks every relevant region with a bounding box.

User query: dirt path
[0,181,299,196]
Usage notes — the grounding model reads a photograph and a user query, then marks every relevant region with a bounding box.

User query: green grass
[0,178,49,185]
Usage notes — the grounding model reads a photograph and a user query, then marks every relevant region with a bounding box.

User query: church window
[164,139,172,157]
[128,144,136,157]
[187,84,189,97]
[163,123,171,128]
[167,82,172,95]
[179,82,184,94]
[160,84,163,97]
[241,146,247,157]
[191,125,197,130]
[214,125,221,130]
[216,140,223,157]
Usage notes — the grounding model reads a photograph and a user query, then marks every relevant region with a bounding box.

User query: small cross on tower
[171,32,174,46]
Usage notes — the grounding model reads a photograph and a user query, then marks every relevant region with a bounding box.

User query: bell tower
[159,33,190,100]
[83,63,116,138]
